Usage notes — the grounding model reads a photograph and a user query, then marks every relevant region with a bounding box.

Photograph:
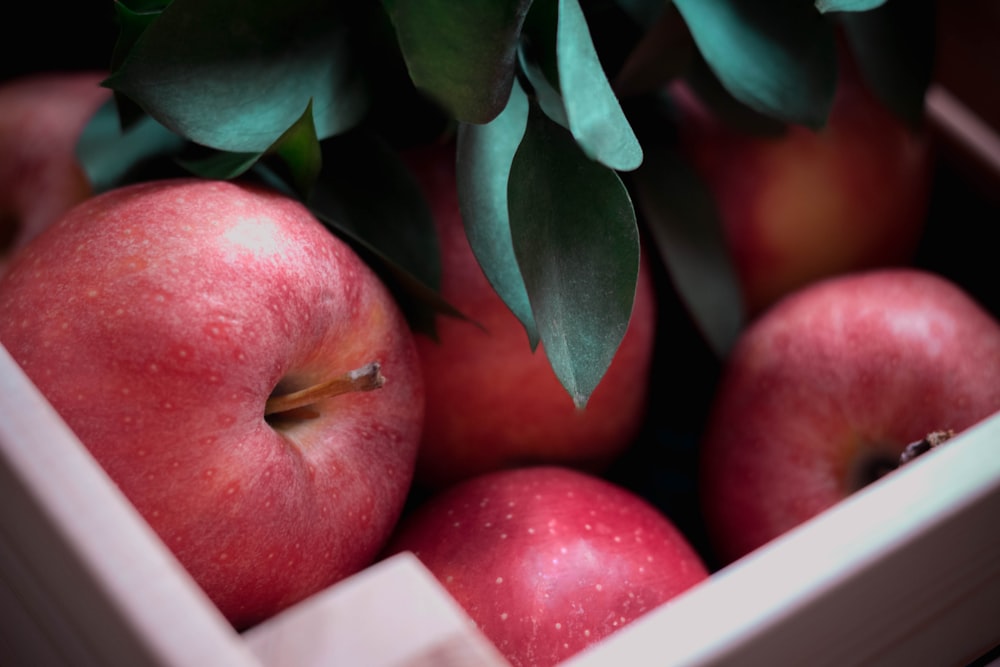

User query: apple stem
[264,362,385,417]
[898,429,954,467]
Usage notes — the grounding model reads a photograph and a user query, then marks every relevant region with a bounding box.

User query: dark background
[1,5,119,82]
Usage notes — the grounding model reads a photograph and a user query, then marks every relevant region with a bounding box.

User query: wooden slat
[244,553,511,667]
[0,343,260,667]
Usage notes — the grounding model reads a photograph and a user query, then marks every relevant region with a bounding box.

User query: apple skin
[0,178,425,629]
[671,53,933,318]
[699,268,1000,565]
[0,70,110,272]
[403,142,658,489]
[383,465,709,667]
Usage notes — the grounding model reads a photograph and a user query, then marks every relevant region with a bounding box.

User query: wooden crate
[3,12,1000,664]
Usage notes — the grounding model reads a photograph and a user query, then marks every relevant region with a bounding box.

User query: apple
[0,70,110,273]
[698,268,1000,565]
[0,177,425,629]
[671,50,933,318]
[383,465,709,667]
[402,141,658,489]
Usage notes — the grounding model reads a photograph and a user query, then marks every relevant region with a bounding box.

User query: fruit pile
[3,3,995,667]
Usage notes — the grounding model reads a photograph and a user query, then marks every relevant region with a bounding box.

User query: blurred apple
[403,141,658,489]
[671,53,933,317]
[384,465,709,667]
[0,70,109,272]
[699,268,1000,565]
[0,178,425,629]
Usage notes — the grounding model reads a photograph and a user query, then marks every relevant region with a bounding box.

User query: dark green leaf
[383,0,533,124]
[683,51,788,138]
[629,97,744,358]
[816,0,887,12]
[556,0,642,171]
[106,0,367,153]
[176,102,323,194]
[508,105,640,408]
[306,131,446,335]
[614,4,695,98]
[614,0,667,28]
[673,0,838,128]
[77,100,187,193]
[457,80,538,348]
[838,0,936,128]
[177,150,261,181]
[266,101,323,198]
[518,41,571,129]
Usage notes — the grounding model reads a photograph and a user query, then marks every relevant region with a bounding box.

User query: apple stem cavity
[265,362,385,418]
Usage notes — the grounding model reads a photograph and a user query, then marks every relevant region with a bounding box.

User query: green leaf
[614,0,667,28]
[177,149,261,181]
[106,0,368,153]
[614,4,695,98]
[673,0,838,128]
[683,51,788,138]
[816,0,887,12]
[265,101,324,198]
[305,131,447,336]
[838,0,936,128]
[556,0,643,171]
[521,0,642,171]
[383,0,533,124]
[629,97,744,358]
[517,40,571,129]
[457,80,538,348]
[177,102,323,195]
[77,100,187,193]
[508,104,640,408]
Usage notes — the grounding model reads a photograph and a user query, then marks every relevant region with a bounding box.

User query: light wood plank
[244,552,511,667]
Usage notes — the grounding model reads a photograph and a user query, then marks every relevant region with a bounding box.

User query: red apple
[0,70,110,272]
[671,51,933,317]
[383,465,709,667]
[699,268,1000,565]
[0,178,425,629]
[403,141,658,489]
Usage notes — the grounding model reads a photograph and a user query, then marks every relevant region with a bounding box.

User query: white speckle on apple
[554,623,562,631]
[86,289,98,298]
[495,577,503,584]
[148,363,159,372]
[527,527,535,535]
[595,583,602,591]
[584,524,592,531]
[500,533,508,539]
[500,612,509,621]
